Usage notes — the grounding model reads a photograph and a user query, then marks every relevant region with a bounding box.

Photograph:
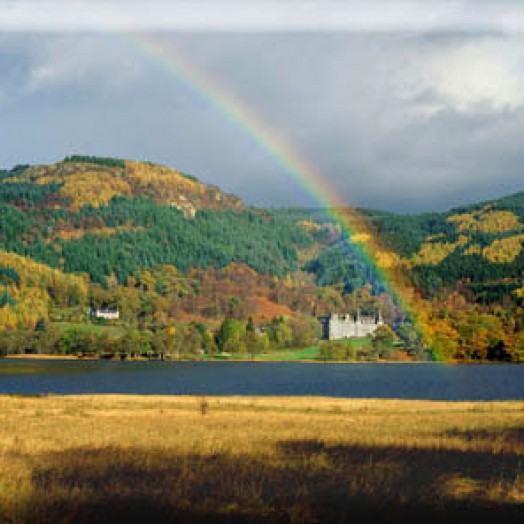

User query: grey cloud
[1,31,524,212]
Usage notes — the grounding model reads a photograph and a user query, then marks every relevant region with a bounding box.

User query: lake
[0,359,523,400]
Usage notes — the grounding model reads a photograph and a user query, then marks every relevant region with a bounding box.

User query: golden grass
[0,395,523,523]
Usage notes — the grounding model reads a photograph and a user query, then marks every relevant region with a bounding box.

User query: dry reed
[0,395,522,523]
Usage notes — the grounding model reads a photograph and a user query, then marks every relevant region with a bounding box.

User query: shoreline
[1,354,516,364]
[4,354,80,361]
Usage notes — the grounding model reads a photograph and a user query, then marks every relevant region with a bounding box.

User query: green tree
[216,318,247,354]
[268,316,293,348]
[372,325,397,358]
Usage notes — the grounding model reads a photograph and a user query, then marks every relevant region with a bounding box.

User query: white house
[90,308,120,320]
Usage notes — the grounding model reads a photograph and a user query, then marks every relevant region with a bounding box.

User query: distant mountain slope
[0,157,317,286]
[404,202,524,300]
[1,156,523,304]
[302,192,524,301]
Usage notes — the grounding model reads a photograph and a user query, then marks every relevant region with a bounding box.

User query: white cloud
[25,65,59,91]
[386,37,524,117]
[20,36,145,93]
[0,1,524,32]
[420,40,524,113]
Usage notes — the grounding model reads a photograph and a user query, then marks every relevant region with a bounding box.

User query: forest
[0,157,523,362]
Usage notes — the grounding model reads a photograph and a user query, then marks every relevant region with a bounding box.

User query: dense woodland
[0,157,523,362]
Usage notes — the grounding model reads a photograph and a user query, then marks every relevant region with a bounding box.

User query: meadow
[0,395,522,523]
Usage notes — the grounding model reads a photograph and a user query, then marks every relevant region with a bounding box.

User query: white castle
[320,310,383,340]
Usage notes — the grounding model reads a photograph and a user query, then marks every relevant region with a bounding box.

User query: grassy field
[254,346,320,361]
[218,337,373,362]
[0,395,523,523]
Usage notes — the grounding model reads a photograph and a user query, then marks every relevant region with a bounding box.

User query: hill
[0,156,523,362]
[0,157,348,358]
[391,194,524,300]
[0,157,318,286]
[5,157,524,302]
[297,193,524,303]
[1,155,243,215]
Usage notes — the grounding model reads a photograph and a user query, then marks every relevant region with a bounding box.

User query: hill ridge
[1,156,243,216]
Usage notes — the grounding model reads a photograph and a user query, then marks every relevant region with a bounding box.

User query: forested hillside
[0,158,369,358]
[291,196,524,362]
[291,193,524,303]
[0,156,523,362]
[0,158,314,285]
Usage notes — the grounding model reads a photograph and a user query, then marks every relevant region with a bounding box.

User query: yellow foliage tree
[412,242,458,266]
[59,172,132,210]
[448,209,522,234]
[483,236,524,263]
[0,251,88,331]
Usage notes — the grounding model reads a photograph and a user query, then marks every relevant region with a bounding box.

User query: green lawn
[253,346,320,361]
[254,337,376,362]
[206,346,320,361]
[209,337,378,362]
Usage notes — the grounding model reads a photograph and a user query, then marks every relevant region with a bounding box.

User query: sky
[1,1,524,212]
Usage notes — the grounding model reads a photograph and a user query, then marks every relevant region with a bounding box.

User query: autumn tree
[216,318,247,354]
[372,325,397,358]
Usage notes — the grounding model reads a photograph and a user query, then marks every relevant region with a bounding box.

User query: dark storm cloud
[140,32,524,211]
[1,11,524,211]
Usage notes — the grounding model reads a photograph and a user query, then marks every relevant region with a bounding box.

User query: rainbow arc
[117,33,433,354]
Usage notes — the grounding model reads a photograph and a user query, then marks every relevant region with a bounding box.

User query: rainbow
[118,33,435,356]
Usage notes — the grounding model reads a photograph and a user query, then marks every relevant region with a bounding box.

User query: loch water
[0,360,523,400]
